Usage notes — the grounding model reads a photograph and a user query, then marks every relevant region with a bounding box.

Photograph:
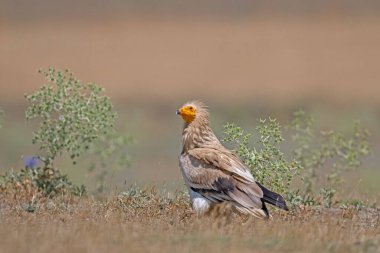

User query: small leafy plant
[289,111,370,207]
[0,68,131,198]
[25,68,116,167]
[223,111,370,208]
[223,119,301,195]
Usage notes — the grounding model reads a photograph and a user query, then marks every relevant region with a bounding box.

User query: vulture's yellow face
[176,105,196,123]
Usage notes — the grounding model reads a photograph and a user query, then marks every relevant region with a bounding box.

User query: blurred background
[0,0,379,195]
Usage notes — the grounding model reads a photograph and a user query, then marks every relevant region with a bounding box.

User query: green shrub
[289,111,370,207]
[223,111,371,208]
[223,119,301,195]
[0,67,131,197]
[25,68,116,167]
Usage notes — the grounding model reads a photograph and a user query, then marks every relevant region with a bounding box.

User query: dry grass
[1,188,379,253]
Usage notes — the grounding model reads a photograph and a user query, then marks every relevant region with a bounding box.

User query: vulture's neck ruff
[177,101,222,153]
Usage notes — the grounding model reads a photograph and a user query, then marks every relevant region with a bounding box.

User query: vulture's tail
[257,182,289,211]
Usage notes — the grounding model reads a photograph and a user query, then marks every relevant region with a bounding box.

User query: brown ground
[1,189,379,253]
[1,15,380,106]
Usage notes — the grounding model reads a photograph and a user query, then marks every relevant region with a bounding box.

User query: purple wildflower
[24,156,39,169]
